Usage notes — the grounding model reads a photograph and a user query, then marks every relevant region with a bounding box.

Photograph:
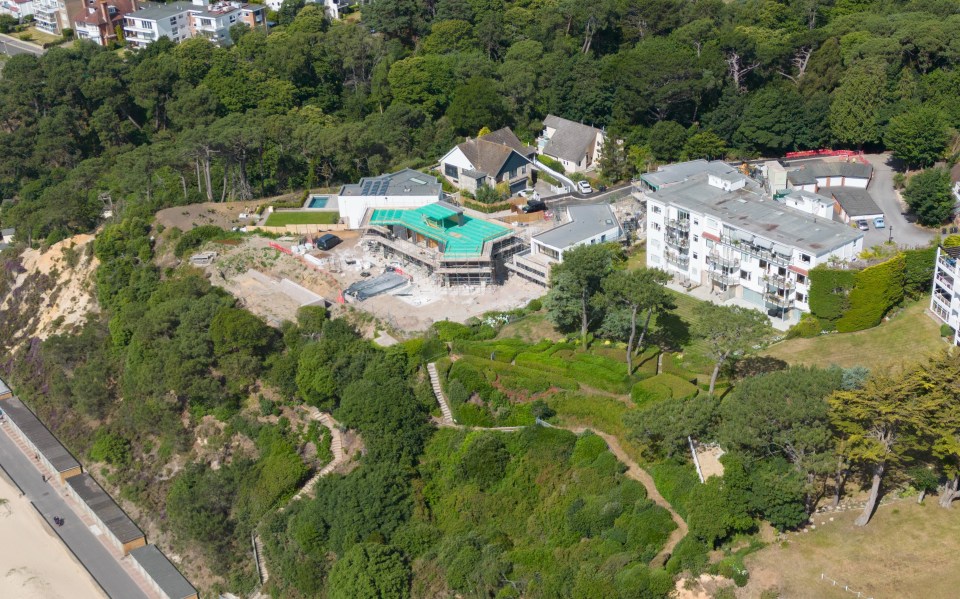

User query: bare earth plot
[762,299,945,373]
[743,501,960,599]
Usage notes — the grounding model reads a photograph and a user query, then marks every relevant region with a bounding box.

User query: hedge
[537,154,565,173]
[835,254,905,332]
[648,462,700,519]
[631,373,698,404]
[785,314,822,339]
[902,246,937,298]
[463,199,513,213]
[809,253,906,332]
[433,320,497,342]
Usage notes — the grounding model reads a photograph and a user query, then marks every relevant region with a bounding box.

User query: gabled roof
[783,159,873,181]
[541,114,602,163]
[456,130,533,179]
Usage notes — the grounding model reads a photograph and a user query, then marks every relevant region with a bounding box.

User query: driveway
[0,425,149,599]
[862,153,937,249]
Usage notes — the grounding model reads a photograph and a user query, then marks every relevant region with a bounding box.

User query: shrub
[665,535,709,575]
[538,154,565,173]
[648,462,699,519]
[631,373,698,403]
[174,225,228,258]
[942,323,954,338]
[836,254,905,332]
[525,298,542,312]
[785,314,822,339]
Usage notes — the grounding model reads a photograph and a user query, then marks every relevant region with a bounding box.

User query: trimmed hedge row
[514,350,630,393]
[809,253,906,332]
[631,373,698,405]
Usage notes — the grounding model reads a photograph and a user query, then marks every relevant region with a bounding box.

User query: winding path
[425,363,688,566]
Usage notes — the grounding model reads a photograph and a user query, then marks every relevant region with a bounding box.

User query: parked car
[856,220,869,231]
[873,216,886,229]
[316,233,342,251]
[577,180,593,194]
[522,199,547,213]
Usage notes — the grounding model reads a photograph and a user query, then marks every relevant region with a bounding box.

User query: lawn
[763,298,944,372]
[743,501,960,599]
[264,211,340,226]
[496,312,563,343]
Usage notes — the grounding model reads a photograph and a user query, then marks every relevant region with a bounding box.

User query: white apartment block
[641,161,863,323]
[930,246,960,345]
[0,0,35,20]
[123,0,266,48]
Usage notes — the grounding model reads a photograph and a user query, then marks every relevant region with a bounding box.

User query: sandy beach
[0,474,104,599]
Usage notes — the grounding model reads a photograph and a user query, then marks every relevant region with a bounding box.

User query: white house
[0,0,35,19]
[777,189,834,219]
[507,204,621,286]
[930,245,960,345]
[337,169,443,229]
[123,0,266,48]
[123,1,191,46]
[642,162,863,323]
[538,114,605,173]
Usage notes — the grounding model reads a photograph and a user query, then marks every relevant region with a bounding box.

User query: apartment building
[34,0,83,35]
[123,0,265,48]
[930,245,960,346]
[641,161,863,323]
[0,0,36,20]
[74,0,138,45]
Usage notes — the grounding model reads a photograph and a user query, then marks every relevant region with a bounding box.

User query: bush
[525,298,542,312]
[174,225,228,258]
[785,314,822,339]
[538,154,565,173]
[942,323,954,338]
[665,535,709,575]
[809,254,906,332]
[648,462,699,519]
[631,373,698,403]
[463,199,513,213]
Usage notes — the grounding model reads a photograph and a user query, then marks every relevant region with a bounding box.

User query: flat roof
[66,473,144,544]
[781,189,834,206]
[640,160,739,190]
[339,168,442,198]
[369,204,512,257]
[822,187,883,218]
[651,174,862,256]
[534,204,620,250]
[126,1,191,19]
[1,397,80,473]
[782,158,873,180]
[130,545,197,599]
[0,377,10,396]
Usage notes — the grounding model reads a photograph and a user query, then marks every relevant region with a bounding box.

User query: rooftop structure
[363,202,525,285]
[639,160,740,191]
[129,544,198,599]
[821,187,884,223]
[66,473,146,554]
[776,189,835,219]
[338,169,443,229]
[0,396,82,483]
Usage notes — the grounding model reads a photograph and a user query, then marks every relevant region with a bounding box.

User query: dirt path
[565,426,688,567]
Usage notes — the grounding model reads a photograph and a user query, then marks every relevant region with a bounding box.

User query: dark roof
[822,187,884,218]
[457,137,530,177]
[339,169,442,198]
[534,204,621,250]
[66,473,144,544]
[542,115,602,163]
[130,545,197,599]
[1,397,80,474]
[943,245,960,259]
[786,170,817,186]
[480,127,535,158]
[784,159,873,182]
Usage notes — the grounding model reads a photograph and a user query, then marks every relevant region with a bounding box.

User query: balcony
[664,251,690,268]
[939,256,958,274]
[764,292,795,308]
[707,251,739,269]
[720,235,789,266]
[763,273,796,291]
[936,273,955,291]
[935,291,953,308]
[666,218,691,232]
[708,270,739,286]
[665,234,689,249]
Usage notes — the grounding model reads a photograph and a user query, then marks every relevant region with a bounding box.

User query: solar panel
[361,182,372,195]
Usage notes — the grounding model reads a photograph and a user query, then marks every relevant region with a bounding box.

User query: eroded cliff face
[0,234,99,354]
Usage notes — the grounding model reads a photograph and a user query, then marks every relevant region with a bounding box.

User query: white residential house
[641,162,863,323]
[776,189,834,219]
[537,114,605,173]
[33,0,83,34]
[337,169,444,229]
[0,0,36,20]
[123,1,191,46]
[930,246,960,346]
[439,128,536,195]
[507,204,621,286]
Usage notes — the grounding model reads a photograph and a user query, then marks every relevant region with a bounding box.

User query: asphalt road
[862,153,937,249]
[0,425,149,599]
[0,33,44,56]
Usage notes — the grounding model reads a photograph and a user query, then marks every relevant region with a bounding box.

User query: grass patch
[496,312,563,343]
[545,392,631,442]
[743,501,960,599]
[763,298,943,372]
[648,462,699,519]
[264,211,340,226]
[631,373,699,405]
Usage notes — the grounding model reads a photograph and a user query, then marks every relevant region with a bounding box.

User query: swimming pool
[308,195,329,208]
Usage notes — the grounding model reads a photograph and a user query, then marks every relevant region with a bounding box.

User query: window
[795,292,806,302]
[692,252,698,260]
[778,266,787,276]
[652,223,661,231]
[652,206,662,214]
[740,270,750,280]
[169,16,176,24]
[759,259,767,269]
[693,235,699,243]
[706,239,714,248]
[693,219,699,226]
[443,163,458,180]
[796,274,806,284]
[801,253,811,263]
[519,165,525,175]
[601,234,606,242]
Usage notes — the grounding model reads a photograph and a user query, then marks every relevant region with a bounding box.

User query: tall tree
[885,106,950,170]
[829,370,938,526]
[545,243,621,346]
[599,268,672,373]
[903,168,953,226]
[693,304,770,395]
[828,59,886,149]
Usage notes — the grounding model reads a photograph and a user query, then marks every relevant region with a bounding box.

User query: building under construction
[361,201,525,286]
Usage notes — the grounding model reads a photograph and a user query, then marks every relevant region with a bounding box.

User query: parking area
[862,153,937,248]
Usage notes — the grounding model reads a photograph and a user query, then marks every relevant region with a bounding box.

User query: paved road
[0,33,44,56]
[862,153,937,249]
[0,426,149,599]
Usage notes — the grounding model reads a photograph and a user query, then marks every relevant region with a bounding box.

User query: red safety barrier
[784,149,864,160]
[337,290,345,304]
[268,242,292,255]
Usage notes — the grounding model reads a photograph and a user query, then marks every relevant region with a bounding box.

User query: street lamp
[889,225,893,243]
